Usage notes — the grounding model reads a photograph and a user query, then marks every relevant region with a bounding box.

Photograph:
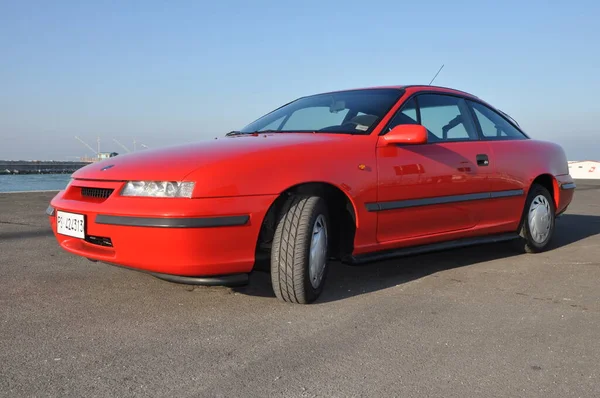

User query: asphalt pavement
[1,182,599,397]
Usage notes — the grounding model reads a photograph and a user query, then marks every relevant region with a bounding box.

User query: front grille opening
[81,187,114,199]
[85,235,113,247]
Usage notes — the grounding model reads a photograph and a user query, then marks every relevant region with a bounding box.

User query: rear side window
[468,101,527,140]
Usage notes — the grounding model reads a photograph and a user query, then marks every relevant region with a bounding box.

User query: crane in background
[112,138,131,153]
[74,136,118,162]
[74,136,149,162]
[114,138,149,152]
[133,139,149,151]
[74,136,99,156]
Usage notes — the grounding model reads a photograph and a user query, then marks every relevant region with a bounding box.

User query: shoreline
[0,190,61,194]
[0,160,89,175]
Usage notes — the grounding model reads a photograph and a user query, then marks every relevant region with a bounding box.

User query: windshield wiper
[226,130,283,136]
[257,129,354,134]
[228,129,352,136]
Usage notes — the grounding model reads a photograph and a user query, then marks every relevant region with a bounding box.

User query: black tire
[515,184,556,253]
[271,195,330,304]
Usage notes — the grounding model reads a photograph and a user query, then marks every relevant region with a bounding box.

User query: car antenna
[428,64,444,85]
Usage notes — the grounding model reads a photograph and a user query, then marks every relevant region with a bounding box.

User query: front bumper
[48,179,276,277]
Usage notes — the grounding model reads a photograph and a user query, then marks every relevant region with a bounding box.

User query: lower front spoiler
[87,258,250,287]
[148,271,249,287]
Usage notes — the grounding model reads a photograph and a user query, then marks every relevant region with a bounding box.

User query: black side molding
[366,189,524,212]
[490,189,525,198]
[343,233,520,265]
[95,214,249,228]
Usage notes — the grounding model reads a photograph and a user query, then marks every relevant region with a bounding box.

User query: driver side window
[388,97,419,130]
[418,94,478,141]
[386,94,479,142]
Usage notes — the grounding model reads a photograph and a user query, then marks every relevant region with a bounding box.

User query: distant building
[568,161,600,179]
[79,152,118,163]
[98,152,118,160]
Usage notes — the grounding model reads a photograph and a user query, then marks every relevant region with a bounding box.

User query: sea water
[0,174,72,193]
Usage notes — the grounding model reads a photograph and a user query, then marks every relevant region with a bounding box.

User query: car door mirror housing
[382,124,428,145]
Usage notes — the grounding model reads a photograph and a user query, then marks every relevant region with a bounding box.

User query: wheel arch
[254,181,359,265]
[530,173,559,209]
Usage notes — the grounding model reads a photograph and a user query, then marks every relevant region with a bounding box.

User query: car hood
[73,133,348,181]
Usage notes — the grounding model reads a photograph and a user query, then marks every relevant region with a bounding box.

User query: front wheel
[271,195,330,304]
[516,184,556,253]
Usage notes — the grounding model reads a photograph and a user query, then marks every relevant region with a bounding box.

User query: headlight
[120,181,195,198]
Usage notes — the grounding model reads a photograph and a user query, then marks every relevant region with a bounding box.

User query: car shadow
[234,214,600,303]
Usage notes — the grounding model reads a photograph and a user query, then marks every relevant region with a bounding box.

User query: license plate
[56,211,85,239]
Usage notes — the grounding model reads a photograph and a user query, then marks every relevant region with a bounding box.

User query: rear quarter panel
[489,139,569,192]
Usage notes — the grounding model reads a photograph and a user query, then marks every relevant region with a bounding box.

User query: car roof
[319,85,479,99]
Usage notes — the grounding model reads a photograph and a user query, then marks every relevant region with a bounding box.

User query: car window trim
[455,96,480,141]
[414,95,422,124]
[380,90,530,141]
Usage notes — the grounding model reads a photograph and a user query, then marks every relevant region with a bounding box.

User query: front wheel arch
[254,182,358,270]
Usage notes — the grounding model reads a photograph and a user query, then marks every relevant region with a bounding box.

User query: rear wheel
[516,184,555,253]
[271,195,329,304]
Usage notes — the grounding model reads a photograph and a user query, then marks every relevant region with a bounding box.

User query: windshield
[238,89,404,135]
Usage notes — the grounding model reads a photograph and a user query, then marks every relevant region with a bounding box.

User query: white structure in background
[568,161,600,179]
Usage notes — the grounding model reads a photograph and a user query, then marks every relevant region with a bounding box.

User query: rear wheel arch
[254,182,358,267]
[515,174,559,237]
[515,182,556,253]
[529,174,559,209]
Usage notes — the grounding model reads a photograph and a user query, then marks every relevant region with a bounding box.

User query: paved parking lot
[1,182,599,397]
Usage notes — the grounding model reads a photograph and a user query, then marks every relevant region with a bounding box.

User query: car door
[466,100,531,228]
[375,93,494,243]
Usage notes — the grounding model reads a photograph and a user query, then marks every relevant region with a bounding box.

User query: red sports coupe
[47,85,575,303]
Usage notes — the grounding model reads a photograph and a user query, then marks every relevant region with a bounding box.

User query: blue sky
[0,0,598,160]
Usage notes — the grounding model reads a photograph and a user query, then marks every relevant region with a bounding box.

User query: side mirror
[381,124,428,145]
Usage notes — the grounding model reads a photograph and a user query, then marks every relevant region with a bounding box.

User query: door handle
[476,154,489,167]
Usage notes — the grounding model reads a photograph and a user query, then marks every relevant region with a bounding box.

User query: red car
[47,85,575,304]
